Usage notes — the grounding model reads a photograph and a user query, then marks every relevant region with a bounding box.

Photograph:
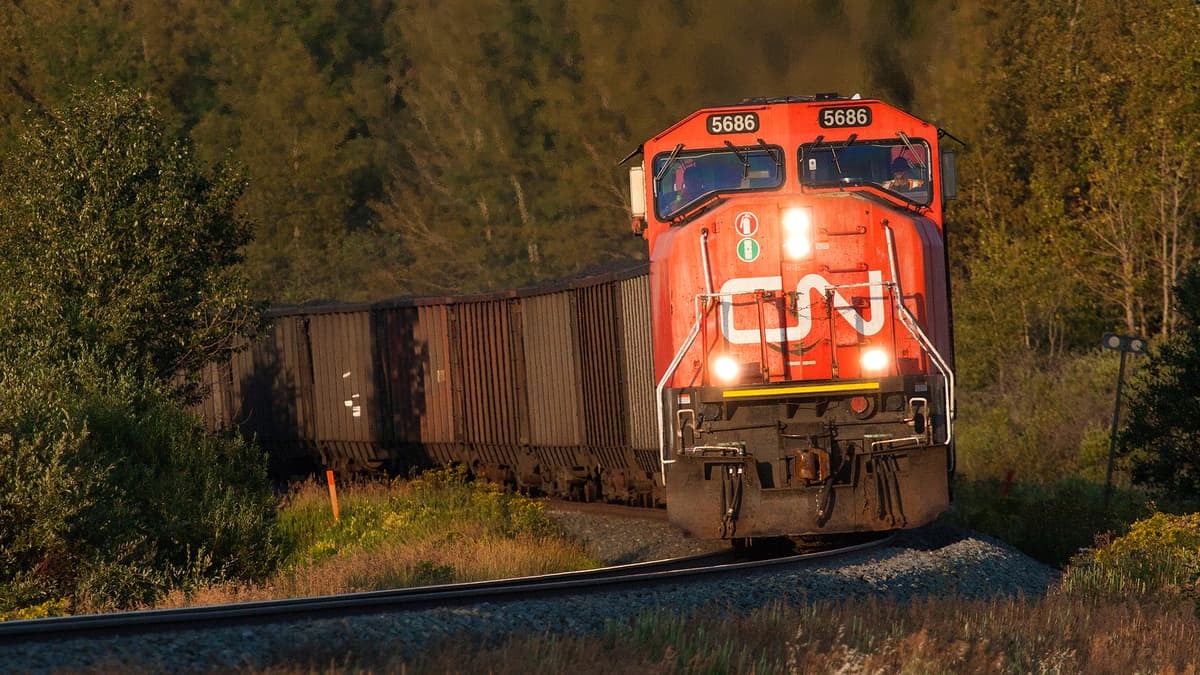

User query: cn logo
[718,271,886,344]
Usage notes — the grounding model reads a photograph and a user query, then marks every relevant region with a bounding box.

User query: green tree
[0,84,278,613]
[0,1,406,303]
[1121,264,1200,509]
[188,0,401,301]
[1057,1,1200,339]
[955,0,1200,349]
[377,0,646,293]
[0,1,150,150]
[946,0,1100,380]
[0,83,259,388]
[938,0,1200,399]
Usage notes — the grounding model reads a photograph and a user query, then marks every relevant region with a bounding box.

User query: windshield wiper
[836,134,859,175]
[724,141,750,177]
[812,134,857,175]
[720,139,748,177]
[896,131,927,170]
[655,143,684,182]
[756,138,782,169]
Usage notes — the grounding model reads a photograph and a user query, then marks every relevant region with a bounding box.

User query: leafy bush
[1062,512,1200,601]
[0,599,70,622]
[0,356,280,614]
[0,359,99,615]
[955,350,1124,484]
[0,82,275,617]
[944,476,1151,567]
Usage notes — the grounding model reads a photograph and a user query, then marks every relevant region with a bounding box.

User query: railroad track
[0,534,889,648]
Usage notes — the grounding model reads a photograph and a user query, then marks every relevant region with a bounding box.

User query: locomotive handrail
[656,229,717,485]
[658,284,795,483]
[813,273,954,448]
[656,311,701,481]
[700,228,714,296]
[881,224,955,448]
[869,435,927,453]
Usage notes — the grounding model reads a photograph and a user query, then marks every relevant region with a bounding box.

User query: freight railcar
[626,94,957,540]
[196,262,665,505]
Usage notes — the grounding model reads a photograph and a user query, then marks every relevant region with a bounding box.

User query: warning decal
[734,211,759,237]
[737,238,760,262]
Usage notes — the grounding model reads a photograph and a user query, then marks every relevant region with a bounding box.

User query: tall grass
[29,464,1197,673]
[153,467,599,607]
[318,592,1200,674]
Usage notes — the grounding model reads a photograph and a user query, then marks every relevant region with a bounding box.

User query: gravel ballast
[2,512,1061,673]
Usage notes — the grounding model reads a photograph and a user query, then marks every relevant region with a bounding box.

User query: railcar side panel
[374,305,422,446]
[305,309,382,469]
[616,273,657,454]
[617,272,666,503]
[192,360,234,433]
[372,304,441,475]
[522,292,584,447]
[455,299,523,482]
[414,304,459,465]
[238,317,316,461]
[575,282,625,450]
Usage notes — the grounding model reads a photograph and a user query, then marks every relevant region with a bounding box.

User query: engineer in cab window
[883,156,925,191]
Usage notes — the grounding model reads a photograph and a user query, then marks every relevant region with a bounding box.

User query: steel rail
[0,535,891,645]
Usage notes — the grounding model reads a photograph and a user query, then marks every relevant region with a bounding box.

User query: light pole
[1101,333,1146,509]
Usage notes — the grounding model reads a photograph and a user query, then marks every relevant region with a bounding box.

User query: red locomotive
[628,95,957,540]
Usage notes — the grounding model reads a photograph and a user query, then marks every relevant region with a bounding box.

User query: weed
[1062,512,1200,602]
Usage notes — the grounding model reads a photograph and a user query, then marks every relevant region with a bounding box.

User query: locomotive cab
[630,95,957,540]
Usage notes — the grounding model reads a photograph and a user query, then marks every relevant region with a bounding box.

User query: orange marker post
[326,469,340,522]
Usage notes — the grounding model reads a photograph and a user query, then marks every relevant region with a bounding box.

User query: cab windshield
[799,139,931,205]
[654,145,783,220]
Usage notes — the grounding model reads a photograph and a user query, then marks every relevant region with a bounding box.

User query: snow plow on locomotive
[628,94,957,540]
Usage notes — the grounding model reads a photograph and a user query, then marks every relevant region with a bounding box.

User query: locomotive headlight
[861,347,889,372]
[712,355,741,383]
[781,207,813,259]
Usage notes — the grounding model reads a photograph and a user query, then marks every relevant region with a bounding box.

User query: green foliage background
[0,0,979,302]
[2,2,1195,341]
[0,83,262,388]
